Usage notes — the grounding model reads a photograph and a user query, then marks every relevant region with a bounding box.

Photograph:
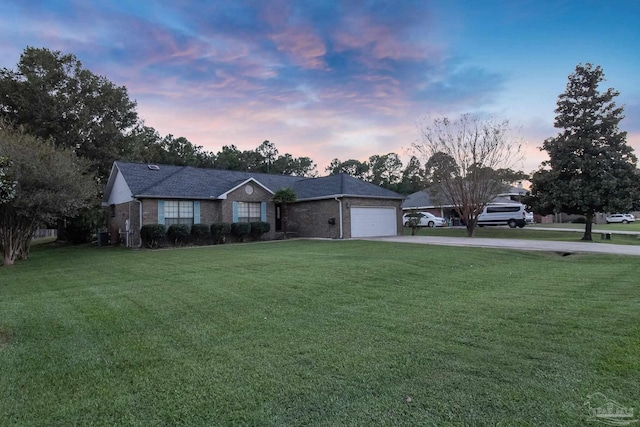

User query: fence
[33,229,57,239]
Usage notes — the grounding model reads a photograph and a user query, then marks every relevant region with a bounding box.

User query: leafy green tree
[129,125,166,164]
[424,152,459,185]
[0,47,139,182]
[396,156,425,195]
[273,188,297,238]
[367,153,403,188]
[0,121,96,266]
[413,114,524,237]
[529,63,638,240]
[159,134,214,167]
[0,156,17,204]
[213,145,263,171]
[256,140,278,173]
[271,153,317,176]
[325,158,369,180]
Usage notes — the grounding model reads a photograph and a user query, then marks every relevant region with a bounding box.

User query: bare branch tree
[413,114,524,236]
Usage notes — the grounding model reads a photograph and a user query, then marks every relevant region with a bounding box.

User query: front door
[275,204,282,232]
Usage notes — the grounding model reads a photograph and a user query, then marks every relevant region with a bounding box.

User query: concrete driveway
[367,235,640,256]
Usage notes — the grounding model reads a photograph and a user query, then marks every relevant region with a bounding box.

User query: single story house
[102,161,404,247]
[402,186,528,223]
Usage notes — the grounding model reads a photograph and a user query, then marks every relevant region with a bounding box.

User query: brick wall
[222,183,277,239]
[107,200,142,247]
[342,197,403,238]
[288,197,403,239]
[288,199,340,238]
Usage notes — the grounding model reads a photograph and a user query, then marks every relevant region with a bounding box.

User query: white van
[477,204,527,228]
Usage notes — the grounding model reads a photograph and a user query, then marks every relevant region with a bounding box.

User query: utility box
[98,231,111,246]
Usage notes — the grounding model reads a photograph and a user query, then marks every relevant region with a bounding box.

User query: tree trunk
[582,212,594,241]
[465,216,476,237]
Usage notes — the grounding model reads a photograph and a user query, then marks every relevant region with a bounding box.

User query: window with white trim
[237,202,261,223]
[165,201,194,226]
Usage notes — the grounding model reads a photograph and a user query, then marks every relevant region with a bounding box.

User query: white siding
[107,170,133,205]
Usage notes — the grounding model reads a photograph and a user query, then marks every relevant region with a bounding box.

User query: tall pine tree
[529,63,638,240]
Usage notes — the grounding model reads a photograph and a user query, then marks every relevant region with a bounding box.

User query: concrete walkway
[367,235,640,256]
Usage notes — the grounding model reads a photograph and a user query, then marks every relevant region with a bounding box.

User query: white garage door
[351,207,398,238]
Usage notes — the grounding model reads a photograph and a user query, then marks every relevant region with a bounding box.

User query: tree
[0,156,17,204]
[159,134,214,167]
[529,63,638,240]
[367,153,403,188]
[272,188,297,238]
[396,156,425,195]
[256,140,278,173]
[213,145,263,171]
[129,125,166,164]
[325,158,369,180]
[271,153,317,176]
[413,114,524,237]
[0,121,96,266]
[0,47,139,183]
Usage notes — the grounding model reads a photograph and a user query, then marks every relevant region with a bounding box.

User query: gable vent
[148,164,160,171]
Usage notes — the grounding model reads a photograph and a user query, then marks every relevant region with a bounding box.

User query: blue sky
[1,0,638,174]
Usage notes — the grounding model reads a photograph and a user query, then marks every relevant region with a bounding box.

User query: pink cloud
[268,26,327,69]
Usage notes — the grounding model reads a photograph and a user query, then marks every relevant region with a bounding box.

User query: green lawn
[529,222,640,232]
[1,241,639,426]
[407,225,640,245]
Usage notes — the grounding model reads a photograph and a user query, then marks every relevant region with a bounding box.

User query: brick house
[102,161,404,247]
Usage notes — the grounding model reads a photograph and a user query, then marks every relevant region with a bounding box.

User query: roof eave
[296,194,404,202]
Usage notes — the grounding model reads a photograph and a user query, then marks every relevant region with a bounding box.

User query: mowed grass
[408,225,640,245]
[1,241,639,426]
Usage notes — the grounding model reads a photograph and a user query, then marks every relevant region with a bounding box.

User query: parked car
[605,213,635,224]
[477,204,527,228]
[403,212,447,228]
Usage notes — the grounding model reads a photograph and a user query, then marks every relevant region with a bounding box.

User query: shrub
[231,222,251,242]
[250,221,271,240]
[190,224,210,245]
[404,210,425,236]
[571,217,587,224]
[211,222,231,244]
[141,224,166,249]
[64,219,93,244]
[167,224,190,246]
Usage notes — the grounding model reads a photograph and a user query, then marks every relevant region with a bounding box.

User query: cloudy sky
[1,0,638,174]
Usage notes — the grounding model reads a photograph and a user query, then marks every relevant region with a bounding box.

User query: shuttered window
[237,202,261,223]
[164,201,194,226]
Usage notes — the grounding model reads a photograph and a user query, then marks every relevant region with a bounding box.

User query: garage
[350,206,398,238]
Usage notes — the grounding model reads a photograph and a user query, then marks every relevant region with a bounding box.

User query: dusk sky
[1,0,638,175]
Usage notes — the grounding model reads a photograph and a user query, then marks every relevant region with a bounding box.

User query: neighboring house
[102,161,404,247]
[402,185,528,223]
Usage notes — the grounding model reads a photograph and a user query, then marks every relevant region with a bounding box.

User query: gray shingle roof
[110,161,403,201]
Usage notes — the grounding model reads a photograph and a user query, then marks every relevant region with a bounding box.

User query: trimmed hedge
[231,222,251,242]
[190,224,210,245]
[141,224,166,249]
[167,224,190,246]
[250,221,271,240]
[211,222,231,244]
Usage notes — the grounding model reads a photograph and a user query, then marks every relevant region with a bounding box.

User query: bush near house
[167,224,190,246]
[140,224,166,249]
[250,221,271,241]
[211,222,231,244]
[190,224,210,245]
[231,222,251,242]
